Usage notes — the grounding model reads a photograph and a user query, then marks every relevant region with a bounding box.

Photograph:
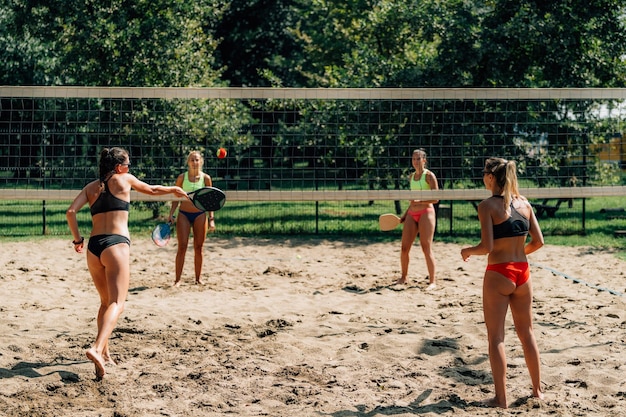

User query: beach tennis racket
[379,213,401,231]
[152,221,173,247]
[188,186,226,212]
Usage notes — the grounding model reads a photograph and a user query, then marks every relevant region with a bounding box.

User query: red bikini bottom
[486,262,530,286]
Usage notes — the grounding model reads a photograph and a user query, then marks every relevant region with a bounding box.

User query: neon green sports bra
[410,169,432,191]
[182,172,205,193]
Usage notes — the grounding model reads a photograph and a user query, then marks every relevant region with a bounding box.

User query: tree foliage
[1,0,225,86]
[1,0,626,190]
[0,0,256,187]
[281,0,626,88]
[214,0,308,87]
[278,0,626,187]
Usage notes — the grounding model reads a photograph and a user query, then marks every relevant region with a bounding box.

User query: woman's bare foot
[173,280,181,287]
[394,278,407,285]
[102,353,117,366]
[425,283,437,291]
[481,396,507,409]
[86,348,106,379]
[195,279,204,285]
[533,389,545,401]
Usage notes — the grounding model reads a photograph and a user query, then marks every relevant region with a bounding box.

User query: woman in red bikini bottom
[397,149,439,289]
[460,157,545,409]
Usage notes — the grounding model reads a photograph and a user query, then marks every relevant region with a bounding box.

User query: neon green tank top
[182,172,205,193]
[410,169,432,191]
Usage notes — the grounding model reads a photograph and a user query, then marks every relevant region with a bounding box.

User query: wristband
[73,236,84,245]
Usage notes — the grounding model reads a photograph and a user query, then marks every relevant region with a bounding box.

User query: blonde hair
[484,157,519,210]
[187,150,204,164]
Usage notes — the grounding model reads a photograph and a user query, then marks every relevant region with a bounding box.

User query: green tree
[278,0,626,188]
[0,0,61,84]
[0,0,256,188]
[54,0,224,86]
[461,0,626,88]
[214,0,308,87]
[287,0,626,88]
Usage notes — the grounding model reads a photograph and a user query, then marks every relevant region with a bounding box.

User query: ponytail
[98,147,128,183]
[502,160,520,210]
[484,157,520,211]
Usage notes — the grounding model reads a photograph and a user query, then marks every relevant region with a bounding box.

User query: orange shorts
[486,262,530,286]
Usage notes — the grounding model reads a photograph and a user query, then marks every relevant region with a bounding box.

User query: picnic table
[531,198,572,218]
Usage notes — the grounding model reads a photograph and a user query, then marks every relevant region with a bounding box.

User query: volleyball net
[1,87,625,235]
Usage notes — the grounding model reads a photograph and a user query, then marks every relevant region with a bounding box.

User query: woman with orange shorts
[460,157,545,408]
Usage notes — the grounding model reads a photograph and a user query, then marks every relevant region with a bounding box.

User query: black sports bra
[492,196,529,239]
[90,180,130,216]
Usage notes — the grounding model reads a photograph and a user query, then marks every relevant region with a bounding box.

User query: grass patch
[1,196,625,250]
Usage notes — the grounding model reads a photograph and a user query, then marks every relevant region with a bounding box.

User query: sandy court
[0,236,624,416]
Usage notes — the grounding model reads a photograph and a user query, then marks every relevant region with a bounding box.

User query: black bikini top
[492,196,529,239]
[90,179,130,216]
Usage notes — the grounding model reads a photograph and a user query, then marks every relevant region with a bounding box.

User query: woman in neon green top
[397,149,439,289]
[169,151,215,286]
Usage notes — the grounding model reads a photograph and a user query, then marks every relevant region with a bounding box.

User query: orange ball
[216,147,227,159]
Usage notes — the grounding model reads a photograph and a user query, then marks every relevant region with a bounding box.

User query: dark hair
[413,148,427,158]
[98,147,128,182]
[484,157,519,209]
[413,149,428,168]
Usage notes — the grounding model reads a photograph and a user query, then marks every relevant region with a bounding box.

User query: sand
[0,236,624,416]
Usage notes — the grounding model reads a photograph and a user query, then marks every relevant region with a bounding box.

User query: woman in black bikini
[67,147,188,379]
[460,157,544,408]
